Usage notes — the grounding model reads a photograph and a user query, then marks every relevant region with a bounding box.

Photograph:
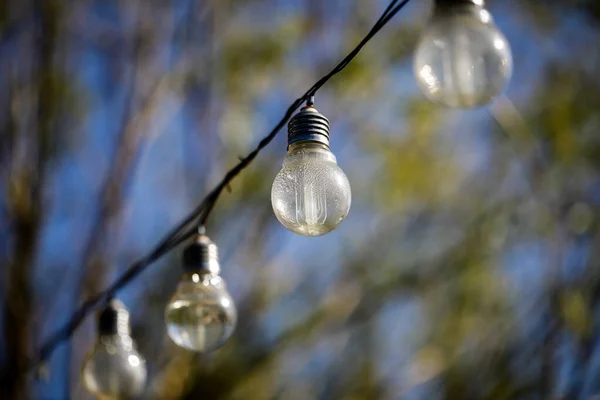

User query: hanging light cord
[30,0,412,371]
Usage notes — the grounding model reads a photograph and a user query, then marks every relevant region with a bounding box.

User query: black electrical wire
[196,0,411,227]
[29,0,413,372]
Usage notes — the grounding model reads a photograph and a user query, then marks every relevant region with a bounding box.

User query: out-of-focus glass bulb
[165,274,236,352]
[414,0,512,108]
[271,104,351,236]
[81,299,147,400]
[165,234,237,352]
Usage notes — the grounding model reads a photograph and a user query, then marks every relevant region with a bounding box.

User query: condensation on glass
[271,142,351,236]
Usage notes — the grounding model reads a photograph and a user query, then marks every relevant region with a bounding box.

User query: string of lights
[31,0,413,373]
[29,0,514,397]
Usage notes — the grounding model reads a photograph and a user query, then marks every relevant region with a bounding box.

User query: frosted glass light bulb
[81,300,147,400]
[165,234,237,352]
[165,274,237,352]
[271,104,351,236]
[414,0,512,108]
[272,142,351,236]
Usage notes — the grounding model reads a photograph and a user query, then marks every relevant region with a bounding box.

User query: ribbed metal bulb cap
[435,0,484,7]
[287,106,330,148]
[183,234,221,276]
[98,298,131,336]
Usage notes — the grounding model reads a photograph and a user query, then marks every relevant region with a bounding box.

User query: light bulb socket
[432,0,492,23]
[183,234,221,276]
[287,106,330,149]
[434,0,484,7]
[98,298,131,337]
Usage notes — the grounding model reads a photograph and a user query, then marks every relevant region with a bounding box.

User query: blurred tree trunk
[1,195,39,399]
[1,1,58,397]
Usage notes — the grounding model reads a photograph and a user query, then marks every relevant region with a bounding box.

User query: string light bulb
[81,299,147,400]
[414,0,512,108]
[271,99,351,236]
[165,233,237,352]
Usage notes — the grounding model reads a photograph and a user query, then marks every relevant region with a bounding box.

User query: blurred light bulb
[165,234,237,352]
[81,299,147,400]
[414,0,512,108]
[271,104,351,236]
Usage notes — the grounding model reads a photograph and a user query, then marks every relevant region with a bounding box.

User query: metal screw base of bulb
[432,0,492,25]
[435,0,484,7]
[287,105,331,148]
[98,298,131,337]
[183,234,221,276]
